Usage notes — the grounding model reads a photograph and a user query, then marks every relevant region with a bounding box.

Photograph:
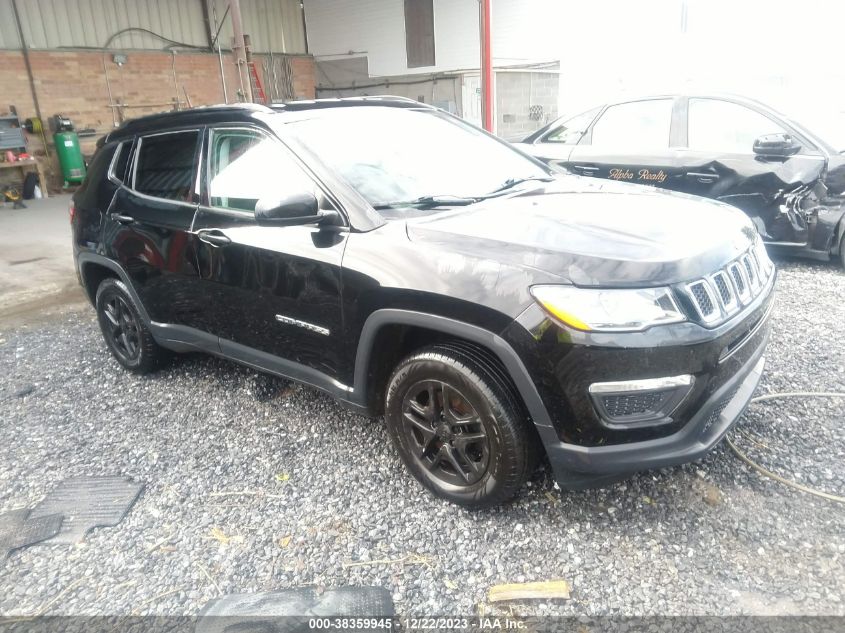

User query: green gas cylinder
[54,131,86,185]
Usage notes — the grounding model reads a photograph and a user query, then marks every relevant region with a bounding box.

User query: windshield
[283,108,549,214]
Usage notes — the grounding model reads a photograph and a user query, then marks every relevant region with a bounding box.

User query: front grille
[602,391,666,418]
[684,241,773,327]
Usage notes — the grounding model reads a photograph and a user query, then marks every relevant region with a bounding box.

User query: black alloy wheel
[102,294,141,363]
[385,343,540,508]
[95,278,166,374]
[401,379,491,486]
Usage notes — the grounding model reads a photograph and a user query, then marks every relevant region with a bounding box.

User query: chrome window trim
[106,141,129,186]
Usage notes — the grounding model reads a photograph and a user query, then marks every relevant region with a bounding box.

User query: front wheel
[385,344,539,509]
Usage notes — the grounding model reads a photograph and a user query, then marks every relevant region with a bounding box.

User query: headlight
[530,285,685,332]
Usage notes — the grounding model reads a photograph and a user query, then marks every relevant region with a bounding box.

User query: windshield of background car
[544,107,601,144]
[283,107,548,214]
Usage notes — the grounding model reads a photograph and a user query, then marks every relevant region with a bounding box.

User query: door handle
[197,229,232,247]
[686,171,719,184]
[110,213,135,225]
[572,164,600,174]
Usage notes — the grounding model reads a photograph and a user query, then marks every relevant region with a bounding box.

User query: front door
[107,129,202,326]
[565,98,685,191]
[675,97,826,245]
[191,126,347,381]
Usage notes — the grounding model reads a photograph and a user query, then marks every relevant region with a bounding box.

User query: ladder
[247,61,267,104]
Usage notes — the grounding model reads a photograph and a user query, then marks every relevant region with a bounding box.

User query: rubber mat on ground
[29,476,144,544]
[0,508,63,563]
[197,587,395,633]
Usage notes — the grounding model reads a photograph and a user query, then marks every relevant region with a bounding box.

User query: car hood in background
[406,178,757,287]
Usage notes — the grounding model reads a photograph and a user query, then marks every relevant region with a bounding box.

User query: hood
[406,178,757,287]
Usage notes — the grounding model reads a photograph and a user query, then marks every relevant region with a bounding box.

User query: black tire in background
[840,233,845,269]
[95,278,166,374]
[385,343,540,509]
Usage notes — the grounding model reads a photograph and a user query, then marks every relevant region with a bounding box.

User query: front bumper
[538,331,767,490]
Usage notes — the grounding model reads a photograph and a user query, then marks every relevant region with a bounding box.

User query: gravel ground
[0,258,843,618]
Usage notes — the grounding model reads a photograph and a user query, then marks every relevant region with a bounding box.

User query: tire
[385,343,540,509]
[95,278,165,374]
[840,234,845,269]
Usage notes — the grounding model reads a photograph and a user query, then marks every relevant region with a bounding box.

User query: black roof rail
[270,95,431,112]
[106,103,274,141]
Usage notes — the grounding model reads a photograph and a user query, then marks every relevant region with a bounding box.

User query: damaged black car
[516,94,845,267]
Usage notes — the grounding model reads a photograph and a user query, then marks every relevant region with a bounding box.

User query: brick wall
[0,49,315,190]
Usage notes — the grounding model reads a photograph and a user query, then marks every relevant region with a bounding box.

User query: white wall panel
[304,0,560,77]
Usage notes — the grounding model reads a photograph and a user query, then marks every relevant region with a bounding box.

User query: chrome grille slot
[729,263,747,297]
[743,254,758,289]
[686,280,719,322]
[683,241,773,327]
[711,271,737,314]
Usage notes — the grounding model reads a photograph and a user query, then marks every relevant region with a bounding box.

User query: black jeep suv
[72,97,776,508]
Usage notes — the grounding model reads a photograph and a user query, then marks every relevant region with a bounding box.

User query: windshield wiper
[372,194,479,210]
[481,175,555,198]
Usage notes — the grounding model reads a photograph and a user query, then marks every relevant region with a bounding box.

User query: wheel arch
[353,309,553,430]
[77,253,152,324]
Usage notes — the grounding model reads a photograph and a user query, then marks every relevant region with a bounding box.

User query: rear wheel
[95,278,166,374]
[385,344,539,509]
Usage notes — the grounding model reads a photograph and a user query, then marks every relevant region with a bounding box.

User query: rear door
[107,129,203,326]
[191,125,348,381]
[564,98,684,190]
[676,97,826,244]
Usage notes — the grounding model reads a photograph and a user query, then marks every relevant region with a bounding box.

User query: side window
[688,99,788,154]
[110,141,132,183]
[134,131,199,201]
[590,99,674,150]
[544,108,600,144]
[208,128,314,212]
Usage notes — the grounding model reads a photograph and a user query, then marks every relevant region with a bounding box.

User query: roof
[104,96,431,143]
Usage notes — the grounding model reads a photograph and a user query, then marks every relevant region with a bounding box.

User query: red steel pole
[480,0,494,132]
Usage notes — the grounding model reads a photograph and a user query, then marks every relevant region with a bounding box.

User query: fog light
[588,375,694,426]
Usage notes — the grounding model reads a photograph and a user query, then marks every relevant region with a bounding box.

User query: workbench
[0,158,49,199]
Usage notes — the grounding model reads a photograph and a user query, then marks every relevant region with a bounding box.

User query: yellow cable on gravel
[728,392,845,504]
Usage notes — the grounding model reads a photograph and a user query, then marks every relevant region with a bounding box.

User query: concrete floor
[0,193,86,325]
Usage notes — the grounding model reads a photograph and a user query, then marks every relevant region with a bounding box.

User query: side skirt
[149,323,372,417]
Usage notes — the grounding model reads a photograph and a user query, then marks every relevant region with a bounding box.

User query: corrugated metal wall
[0,0,305,53]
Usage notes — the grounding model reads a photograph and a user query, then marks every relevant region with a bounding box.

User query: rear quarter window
[133,131,200,201]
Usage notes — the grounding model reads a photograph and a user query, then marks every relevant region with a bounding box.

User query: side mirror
[255,192,339,227]
[753,133,801,159]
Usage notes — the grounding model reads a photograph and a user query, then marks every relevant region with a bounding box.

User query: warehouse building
[0,0,314,192]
